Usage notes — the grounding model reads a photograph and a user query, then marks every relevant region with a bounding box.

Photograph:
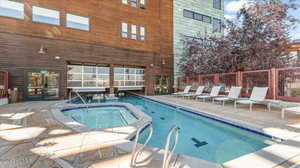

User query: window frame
[140,0,146,9]
[121,22,128,38]
[213,0,222,10]
[114,67,145,87]
[212,18,222,33]
[140,26,146,41]
[131,0,137,8]
[131,24,137,40]
[183,9,194,19]
[66,13,90,31]
[32,6,60,26]
[0,0,24,20]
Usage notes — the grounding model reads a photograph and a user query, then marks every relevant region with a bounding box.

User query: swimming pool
[70,95,274,163]
[63,106,138,129]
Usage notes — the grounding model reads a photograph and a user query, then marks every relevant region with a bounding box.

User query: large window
[114,67,145,87]
[122,0,128,4]
[121,22,128,38]
[213,0,221,9]
[0,0,24,19]
[213,18,222,32]
[66,13,89,31]
[140,26,146,40]
[183,9,212,24]
[67,65,110,88]
[131,24,137,40]
[32,6,60,25]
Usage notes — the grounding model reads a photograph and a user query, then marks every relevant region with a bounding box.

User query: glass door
[25,71,60,101]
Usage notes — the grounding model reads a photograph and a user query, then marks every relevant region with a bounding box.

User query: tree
[178,0,299,75]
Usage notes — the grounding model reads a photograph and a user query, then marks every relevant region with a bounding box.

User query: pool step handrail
[162,125,180,168]
[130,121,153,167]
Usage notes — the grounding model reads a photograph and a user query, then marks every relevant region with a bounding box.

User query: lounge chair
[281,106,300,119]
[172,85,191,97]
[235,87,269,112]
[183,86,205,99]
[213,86,242,106]
[196,86,221,102]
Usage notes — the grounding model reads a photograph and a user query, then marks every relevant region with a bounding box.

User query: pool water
[70,95,273,163]
[63,106,138,129]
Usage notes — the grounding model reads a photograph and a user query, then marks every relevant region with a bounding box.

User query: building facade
[289,39,300,65]
[173,0,224,87]
[0,0,173,100]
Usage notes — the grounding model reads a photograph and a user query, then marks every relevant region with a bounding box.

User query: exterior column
[109,64,114,95]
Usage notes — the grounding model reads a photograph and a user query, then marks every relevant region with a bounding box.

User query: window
[213,0,221,9]
[67,65,110,88]
[183,9,193,19]
[184,36,203,44]
[140,0,146,9]
[0,0,24,19]
[122,0,128,4]
[194,13,202,21]
[131,0,137,7]
[213,18,222,32]
[131,24,137,40]
[140,26,145,41]
[114,67,145,87]
[32,6,60,25]
[183,9,212,24]
[203,15,211,23]
[121,22,128,38]
[66,13,89,31]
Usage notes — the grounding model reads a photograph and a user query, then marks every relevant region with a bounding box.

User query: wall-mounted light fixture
[38,45,47,54]
[162,59,166,65]
[55,56,61,60]
[150,64,154,67]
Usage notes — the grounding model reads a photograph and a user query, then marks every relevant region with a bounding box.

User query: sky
[224,0,300,40]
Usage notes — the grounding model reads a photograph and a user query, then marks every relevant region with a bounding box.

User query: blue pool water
[63,106,138,129]
[70,95,272,163]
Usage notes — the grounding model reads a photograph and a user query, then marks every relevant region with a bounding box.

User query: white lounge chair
[235,87,269,112]
[281,106,300,119]
[183,86,205,99]
[172,85,191,97]
[213,86,242,106]
[196,86,221,102]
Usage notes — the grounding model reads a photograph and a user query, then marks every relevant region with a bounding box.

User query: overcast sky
[224,0,300,40]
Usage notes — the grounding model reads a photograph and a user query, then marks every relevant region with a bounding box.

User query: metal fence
[178,67,300,102]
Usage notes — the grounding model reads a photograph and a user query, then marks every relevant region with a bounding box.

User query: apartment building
[173,0,224,86]
[0,0,173,100]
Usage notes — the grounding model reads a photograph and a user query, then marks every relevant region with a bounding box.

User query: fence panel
[241,70,271,97]
[219,73,237,92]
[201,75,216,92]
[277,68,300,101]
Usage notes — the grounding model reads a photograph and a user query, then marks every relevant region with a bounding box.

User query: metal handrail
[162,125,180,168]
[130,121,153,167]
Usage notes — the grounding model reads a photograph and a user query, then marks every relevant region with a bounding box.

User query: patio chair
[196,86,221,102]
[213,86,242,106]
[235,87,269,112]
[281,106,300,119]
[183,86,205,99]
[172,85,191,97]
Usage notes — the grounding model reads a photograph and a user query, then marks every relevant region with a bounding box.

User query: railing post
[214,74,220,85]
[198,75,202,85]
[237,71,242,86]
[270,68,277,100]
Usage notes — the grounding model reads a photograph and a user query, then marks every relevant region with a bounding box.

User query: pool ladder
[131,123,180,168]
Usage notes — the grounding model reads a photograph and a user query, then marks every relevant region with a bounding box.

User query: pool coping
[141,95,300,168]
[51,102,152,140]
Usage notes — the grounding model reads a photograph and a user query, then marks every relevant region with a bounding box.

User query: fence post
[214,74,220,85]
[4,71,8,90]
[198,75,202,85]
[270,68,276,100]
[237,72,242,86]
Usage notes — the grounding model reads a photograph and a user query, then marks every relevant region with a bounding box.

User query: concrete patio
[1,96,300,168]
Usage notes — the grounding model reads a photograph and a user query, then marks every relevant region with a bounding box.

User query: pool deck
[1,96,300,167]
